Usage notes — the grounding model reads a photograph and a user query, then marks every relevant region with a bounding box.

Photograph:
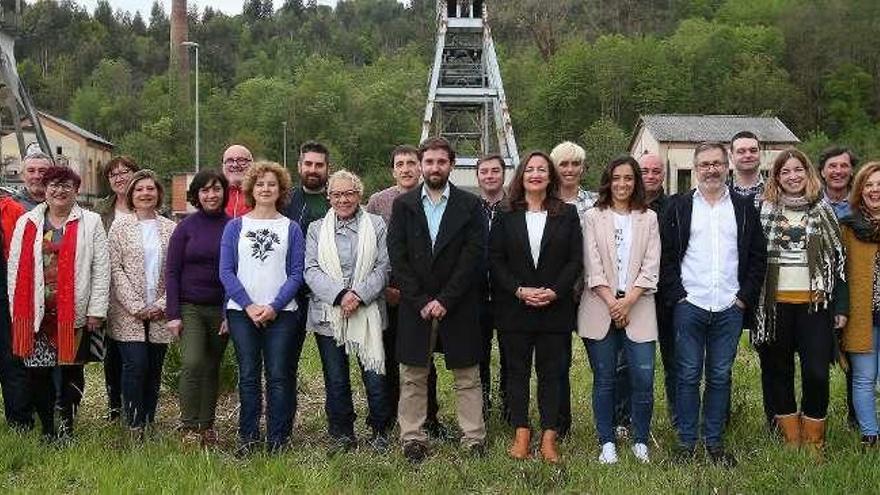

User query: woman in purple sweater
[165,169,230,447]
[219,161,305,455]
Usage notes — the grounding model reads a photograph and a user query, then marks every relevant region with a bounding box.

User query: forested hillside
[11,0,880,189]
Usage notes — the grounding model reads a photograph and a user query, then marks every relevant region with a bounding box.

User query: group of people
[0,132,877,468]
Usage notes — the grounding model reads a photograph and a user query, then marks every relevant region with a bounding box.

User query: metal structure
[0,4,53,172]
[421,0,519,188]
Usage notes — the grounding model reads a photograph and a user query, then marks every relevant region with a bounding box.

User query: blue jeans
[585,330,655,444]
[850,326,880,436]
[674,301,743,448]
[117,340,168,428]
[315,333,391,438]
[228,310,301,448]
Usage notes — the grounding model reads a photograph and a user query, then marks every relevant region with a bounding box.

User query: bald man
[638,152,676,426]
[221,145,254,217]
[639,153,667,214]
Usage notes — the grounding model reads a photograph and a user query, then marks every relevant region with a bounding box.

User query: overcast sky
[77,0,340,17]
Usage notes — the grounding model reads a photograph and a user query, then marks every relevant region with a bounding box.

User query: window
[677,169,692,193]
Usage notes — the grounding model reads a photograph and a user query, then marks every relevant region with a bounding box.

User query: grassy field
[0,334,877,494]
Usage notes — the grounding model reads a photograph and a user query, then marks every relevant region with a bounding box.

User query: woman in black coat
[490,151,583,464]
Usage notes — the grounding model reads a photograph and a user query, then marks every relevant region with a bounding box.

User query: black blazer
[489,203,582,333]
[386,184,485,368]
[659,187,767,326]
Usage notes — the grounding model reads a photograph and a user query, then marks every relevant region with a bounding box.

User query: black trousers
[103,337,123,416]
[0,303,33,429]
[479,303,507,417]
[761,304,833,419]
[30,365,84,436]
[656,301,677,426]
[503,331,568,430]
[557,334,572,436]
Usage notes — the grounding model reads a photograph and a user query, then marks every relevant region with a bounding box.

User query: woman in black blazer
[490,151,583,464]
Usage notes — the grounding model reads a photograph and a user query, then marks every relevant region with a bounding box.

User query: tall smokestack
[170,0,189,102]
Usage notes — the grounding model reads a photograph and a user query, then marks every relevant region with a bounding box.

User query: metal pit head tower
[421,0,519,189]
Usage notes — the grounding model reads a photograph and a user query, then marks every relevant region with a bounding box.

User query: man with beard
[819,146,856,219]
[221,145,254,218]
[661,142,766,467]
[475,154,508,420]
[366,145,449,439]
[388,137,486,463]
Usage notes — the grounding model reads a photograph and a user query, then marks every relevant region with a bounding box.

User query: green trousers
[178,304,228,430]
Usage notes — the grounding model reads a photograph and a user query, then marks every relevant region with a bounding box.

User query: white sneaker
[632,443,650,463]
[598,442,618,464]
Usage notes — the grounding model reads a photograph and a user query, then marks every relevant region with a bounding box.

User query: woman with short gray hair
[304,169,391,452]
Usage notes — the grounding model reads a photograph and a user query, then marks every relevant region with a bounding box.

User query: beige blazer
[107,213,176,344]
[578,207,660,342]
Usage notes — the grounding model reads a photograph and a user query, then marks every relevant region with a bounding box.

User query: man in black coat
[660,142,767,468]
[387,137,486,462]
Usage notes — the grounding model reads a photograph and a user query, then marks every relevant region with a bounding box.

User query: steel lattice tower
[421,0,519,188]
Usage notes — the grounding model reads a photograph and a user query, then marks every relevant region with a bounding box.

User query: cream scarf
[317,209,385,374]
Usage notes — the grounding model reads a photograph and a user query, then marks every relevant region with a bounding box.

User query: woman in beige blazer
[108,170,176,435]
[578,155,660,464]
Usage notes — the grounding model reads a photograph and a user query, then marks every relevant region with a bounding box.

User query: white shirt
[613,211,633,292]
[525,210,547,268]
[139,219,160,306]
[227,216,298,312]
[681,188,740,311]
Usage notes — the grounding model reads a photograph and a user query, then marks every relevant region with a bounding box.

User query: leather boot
[774,413,801,446]
[508,427,531,460]
[540,430,560,464]
[801,415,826,459]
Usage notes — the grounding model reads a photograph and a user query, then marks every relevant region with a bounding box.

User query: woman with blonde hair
[220,161,305,455]
[840,161,880,447]
[753,148,847,453]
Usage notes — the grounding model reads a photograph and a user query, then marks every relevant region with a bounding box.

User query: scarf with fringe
[752,197,846,346]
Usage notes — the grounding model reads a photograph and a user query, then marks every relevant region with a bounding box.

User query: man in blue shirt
[387,137,487,463]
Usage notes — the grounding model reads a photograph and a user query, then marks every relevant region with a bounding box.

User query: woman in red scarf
[7,166,110,440]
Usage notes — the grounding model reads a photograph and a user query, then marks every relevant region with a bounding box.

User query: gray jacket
[304,209,389,336]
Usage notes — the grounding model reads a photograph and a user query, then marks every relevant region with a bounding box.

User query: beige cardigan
[578,207,660,343]
[107,213,176,343]
[7,203,110,332]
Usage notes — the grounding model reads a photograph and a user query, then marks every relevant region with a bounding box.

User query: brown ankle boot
[540,430,560,464]
[775,413,801,446]
[801,415,826,458]
[509,427,531,459]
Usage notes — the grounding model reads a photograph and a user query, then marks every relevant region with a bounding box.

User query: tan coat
[841,225,878,353]
[578,207,660,343]
[107,213,176,343]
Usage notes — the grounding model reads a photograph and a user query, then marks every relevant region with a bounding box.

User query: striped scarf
[751,198,846,346]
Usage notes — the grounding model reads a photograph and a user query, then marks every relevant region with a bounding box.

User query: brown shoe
[801,415,826,459]
[200,428,219,448]
[775,413,801,446]
[509,427,531,459]
[540,430,560,464]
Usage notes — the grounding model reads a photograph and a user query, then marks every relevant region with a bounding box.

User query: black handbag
[75,323,107,363]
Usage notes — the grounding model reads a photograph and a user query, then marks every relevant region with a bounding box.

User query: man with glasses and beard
[222,145,254,218]
[387,137,486,463]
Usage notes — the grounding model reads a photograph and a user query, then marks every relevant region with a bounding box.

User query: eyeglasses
[224,157,252,166]
[328,190,360,201]
[47,182,75,192]
[696,161,728,171]
[108,169,132,180]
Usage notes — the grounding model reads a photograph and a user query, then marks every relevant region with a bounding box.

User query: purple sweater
[219,216,305,313]
[165,210,230,321]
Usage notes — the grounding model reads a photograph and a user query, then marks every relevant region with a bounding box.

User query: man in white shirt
[659,142,767,468]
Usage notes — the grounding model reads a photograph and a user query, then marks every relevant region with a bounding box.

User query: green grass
[0,334,877,494]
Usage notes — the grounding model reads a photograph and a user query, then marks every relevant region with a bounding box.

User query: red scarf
[12,218,79,363]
